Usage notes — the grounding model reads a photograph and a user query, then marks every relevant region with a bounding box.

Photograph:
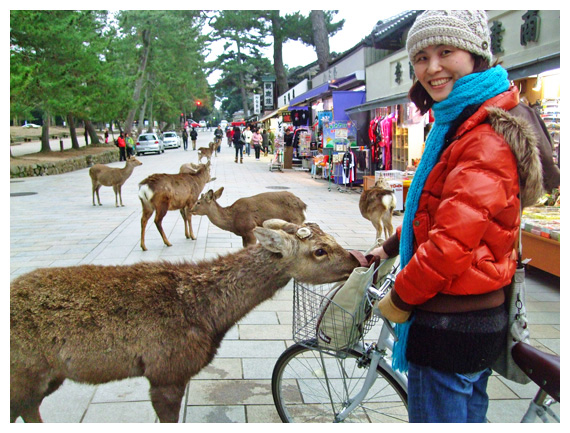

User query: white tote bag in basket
[316,265,375,351]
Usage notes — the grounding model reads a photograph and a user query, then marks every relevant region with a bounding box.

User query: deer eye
[314,248,327,257]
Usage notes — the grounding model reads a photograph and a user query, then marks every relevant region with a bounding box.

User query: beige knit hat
[407,10,492,64]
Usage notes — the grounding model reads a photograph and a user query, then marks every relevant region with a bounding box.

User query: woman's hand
[369,245,389,260]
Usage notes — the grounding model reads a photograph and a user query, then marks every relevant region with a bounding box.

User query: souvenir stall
[521,203,560,276]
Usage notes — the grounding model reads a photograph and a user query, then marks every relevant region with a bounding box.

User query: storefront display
[521,205,560,276]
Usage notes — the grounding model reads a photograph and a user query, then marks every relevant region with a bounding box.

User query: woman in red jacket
[370,11,546,422]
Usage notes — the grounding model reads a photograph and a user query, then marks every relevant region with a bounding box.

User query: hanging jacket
[386,86,544,312]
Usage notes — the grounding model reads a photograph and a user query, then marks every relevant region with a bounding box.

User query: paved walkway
[10,134,560,422]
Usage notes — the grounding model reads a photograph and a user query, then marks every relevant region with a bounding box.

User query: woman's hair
[408,54,492,114]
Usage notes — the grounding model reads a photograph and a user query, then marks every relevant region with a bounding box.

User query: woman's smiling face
[413,45,475,102]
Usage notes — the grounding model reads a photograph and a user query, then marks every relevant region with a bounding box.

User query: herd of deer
[10,145,397,423]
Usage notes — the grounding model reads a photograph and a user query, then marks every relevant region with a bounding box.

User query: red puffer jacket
[391,86,544,310]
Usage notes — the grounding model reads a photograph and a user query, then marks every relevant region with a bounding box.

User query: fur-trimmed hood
[487,106,544,208]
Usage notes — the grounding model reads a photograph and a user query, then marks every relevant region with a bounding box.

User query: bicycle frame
[332,267,408,422]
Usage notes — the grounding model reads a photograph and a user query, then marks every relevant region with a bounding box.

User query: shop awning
[289,82,331,106]
[345,92,410,114]
[259,108,280,122]
[329,71,365,90]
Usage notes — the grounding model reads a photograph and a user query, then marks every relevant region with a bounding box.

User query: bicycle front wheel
[272,341,408,423]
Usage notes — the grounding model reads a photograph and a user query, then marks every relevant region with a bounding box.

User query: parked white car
[162,131,180,149]
[136,133,165,155]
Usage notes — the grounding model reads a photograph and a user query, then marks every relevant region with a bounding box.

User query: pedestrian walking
[368,10,550,423]
[214,125,224,153]
[117,132,127,161]
[182,128,189,151]
[226,127,233,147]
[125,133,135,157]
[190,127,198,151]
[251,128,263,160]
[232,126,244,164]
[242,125,252,156]
[84,127,89,146]
[261,128,269,156]
[104,129,109,144]
[268,128,275,154]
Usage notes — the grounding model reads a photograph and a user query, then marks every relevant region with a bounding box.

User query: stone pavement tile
[187,379,274,406]
[242,358,277,380]
[193,358,243,380]
[486,375,518,400]
[238,324,291,340]
[36,381,97,423]
[183,405,246,423]
[217,340,286,358]
[495,376,541,399]
[528,324,560,339]
[91,377,151,403]
[246,404,283,423]
[82,401,157,423]
[238,311,280,325]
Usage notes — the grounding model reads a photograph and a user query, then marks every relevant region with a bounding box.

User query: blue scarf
[392,66,511,373]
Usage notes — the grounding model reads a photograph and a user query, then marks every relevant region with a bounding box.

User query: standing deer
[138,162,215,251]
[191,187,307,246]
[89,156,142,207]
[10,220,363,423]
[197,141,217,162]
[359,177,397,243]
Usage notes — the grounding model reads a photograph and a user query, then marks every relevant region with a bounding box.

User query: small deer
[138,162,215,251]
[10,220,362,423]
[89,156,142,207]
[191,187,307,247]
[197,141,217,163]
[359,177,397,243]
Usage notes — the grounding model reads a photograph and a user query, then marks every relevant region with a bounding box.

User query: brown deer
[191,187,307,247]
[10,220,362,423]
[197,141,217,162]
[89,156,142,207]
[138,162,215,251]
[359,177,397,243]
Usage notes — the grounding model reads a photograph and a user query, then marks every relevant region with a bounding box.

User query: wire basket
[292,280,380,357]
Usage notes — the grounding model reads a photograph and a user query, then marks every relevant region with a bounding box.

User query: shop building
[266,11,559,262]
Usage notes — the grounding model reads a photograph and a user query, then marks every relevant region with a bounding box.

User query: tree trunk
[236,40,249,119]
[271,11,288,97]
[137,87,148,136]
[67,114,80,149]
[85,120,100,145]
[40,112,51,153]
[310,11,330,72]
[125,28,152,135]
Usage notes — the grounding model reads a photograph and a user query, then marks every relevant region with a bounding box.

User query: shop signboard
[323,120,357,149]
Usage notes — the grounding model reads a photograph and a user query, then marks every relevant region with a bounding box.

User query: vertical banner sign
[264,82,274,109]
[253,94,261,115]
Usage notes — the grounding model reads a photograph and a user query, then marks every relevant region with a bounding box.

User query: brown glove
[376,291,412,323]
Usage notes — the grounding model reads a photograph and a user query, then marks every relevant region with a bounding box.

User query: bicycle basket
[293,266,380,356]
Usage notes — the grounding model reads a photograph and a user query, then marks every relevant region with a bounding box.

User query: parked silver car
[162,131,180,149]
[136,133,164,155]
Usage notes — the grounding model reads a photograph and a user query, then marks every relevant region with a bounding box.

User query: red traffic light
[195,100,202,106]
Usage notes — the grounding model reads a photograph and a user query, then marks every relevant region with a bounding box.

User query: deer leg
[154,205,172,247]
[112,185,120,207]
[242,231,257,247]
[381,212,394,239]
[93,185,102,206]
[117,185,124,207]
[180,208,195,240]
[148,382,186,423]
[140,202,154,251]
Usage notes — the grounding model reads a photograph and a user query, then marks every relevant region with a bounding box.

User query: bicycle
[271,257,560,423]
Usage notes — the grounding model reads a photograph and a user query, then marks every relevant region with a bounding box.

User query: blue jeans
[407,362,492,423]
[246,142,251,155]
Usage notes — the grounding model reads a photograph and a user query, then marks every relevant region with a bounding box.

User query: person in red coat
[117,133,127,161]
[369,10,549,423]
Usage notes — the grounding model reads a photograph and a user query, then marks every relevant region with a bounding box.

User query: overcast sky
[205,7,408,84]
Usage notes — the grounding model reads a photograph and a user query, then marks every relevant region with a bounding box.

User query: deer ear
[214,187,224,199]
[205,190,214,200]
[253,227,295,255]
